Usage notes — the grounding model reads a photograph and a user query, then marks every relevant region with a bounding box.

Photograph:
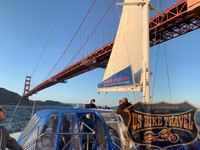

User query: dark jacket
[89,103,96,108]
[116,102,132,126]
[85,103,96,109]
[0,126,23,150]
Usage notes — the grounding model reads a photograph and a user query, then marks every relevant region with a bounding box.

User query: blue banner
[98,66,134,88]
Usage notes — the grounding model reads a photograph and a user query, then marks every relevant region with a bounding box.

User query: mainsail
[98,0,147,93]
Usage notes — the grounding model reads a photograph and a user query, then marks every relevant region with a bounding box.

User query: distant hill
[0,88,81,107]
[0,88,22,105]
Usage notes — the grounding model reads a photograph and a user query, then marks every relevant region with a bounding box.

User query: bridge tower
[23,76,31,96]
[21,76,31,105]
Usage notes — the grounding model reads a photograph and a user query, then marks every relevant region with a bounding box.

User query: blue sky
[0,0,200,107]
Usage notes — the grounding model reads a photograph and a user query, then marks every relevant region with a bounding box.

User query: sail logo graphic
[98,66,134,88]
[126,101,199,149]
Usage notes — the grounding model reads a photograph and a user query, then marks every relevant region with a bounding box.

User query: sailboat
[14,0,200,149]
[98,0,200,149]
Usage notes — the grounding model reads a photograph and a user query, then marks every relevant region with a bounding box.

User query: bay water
[1,105,200,134]
[1,105,72,133]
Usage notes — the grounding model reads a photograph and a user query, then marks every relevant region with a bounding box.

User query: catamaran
[16,0,200,149]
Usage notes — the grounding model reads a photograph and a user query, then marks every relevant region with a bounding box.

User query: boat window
[101,112,136,150]
[59,113,81,150]
[79,114,95,150]
[36,114,60,150]
[44,114,59,133]
[96,116,107,150]
[70,113,81,150]
[108,123,121,149]
[102,112,122,149]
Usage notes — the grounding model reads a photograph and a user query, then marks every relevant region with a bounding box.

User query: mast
[142,0,150,102]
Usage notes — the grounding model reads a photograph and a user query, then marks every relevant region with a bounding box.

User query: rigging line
[130,92,136,103]
[7,93,24,128]
[164,43,172,101]
[31,100,36,117]
[31,0,68,78]
[43,0,97,81]
[130,95,143,104]
[151,0,161,102]
[151,45,159,102]
[99,92,107,106]
[65,0,116,69]
[115,1,121,32]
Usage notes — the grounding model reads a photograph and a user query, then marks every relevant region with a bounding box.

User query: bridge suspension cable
[43,0,97,81]
[31,0,69,78]
[65,0,116,69]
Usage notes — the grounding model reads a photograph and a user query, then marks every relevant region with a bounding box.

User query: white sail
[98,0,145,92]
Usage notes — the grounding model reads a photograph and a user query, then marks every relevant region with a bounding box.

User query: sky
[0,0,200,108]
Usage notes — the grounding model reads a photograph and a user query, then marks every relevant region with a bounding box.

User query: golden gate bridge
[22,0,200,100]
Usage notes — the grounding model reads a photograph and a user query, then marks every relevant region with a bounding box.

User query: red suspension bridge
[23,0,200,98]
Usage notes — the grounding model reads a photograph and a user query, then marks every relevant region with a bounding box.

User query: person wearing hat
[84,99,97,109]
[89,99,96,108]
[0,106,23,150]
